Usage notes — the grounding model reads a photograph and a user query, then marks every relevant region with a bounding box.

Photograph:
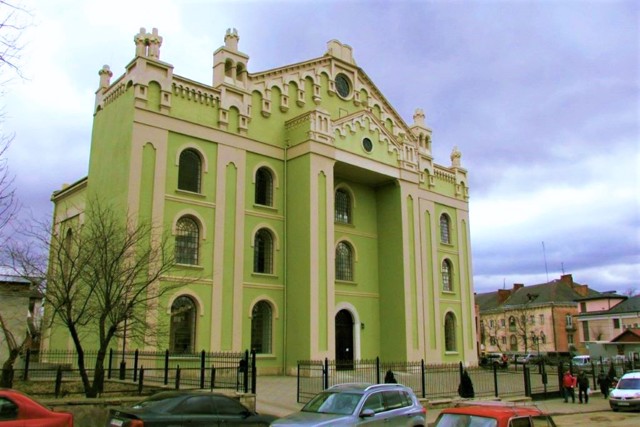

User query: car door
[213,395,261,426]
[172,395,219,427]
[358,391,415,426]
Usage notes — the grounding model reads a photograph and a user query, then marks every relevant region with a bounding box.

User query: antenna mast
[542,241,549,282]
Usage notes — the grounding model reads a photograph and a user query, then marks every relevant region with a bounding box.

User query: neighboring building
[576,295,640,359]
[0,275,42,362]
[476,274,602,356]
[46,28,477,374]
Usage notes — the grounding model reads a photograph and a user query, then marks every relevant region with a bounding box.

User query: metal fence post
[210,365,216,390]
[22,349,31,381]
[251,349,257,394]
[138,366,144,395]
[175,365,181,390]
[324,358,329,390]
[376,357,380,384]
[493,361,499,397]
[133,350,139,382]
[107,348,113,379]
[523,364,531,397]
[421,359,426,398]
[164,350,169,385]
[200,350,206,389]
[54,366,63,398]
[243,350,249,393]
[297,362,301,403]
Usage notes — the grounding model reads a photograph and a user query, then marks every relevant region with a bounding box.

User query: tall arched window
[251,300,272,354]
[509,316,516,332]
[170,296,196,353]
[444,312,457,352]
[335,241,354,281]
[255,167,274,206]
[440,214,451,244]
[442,259,453,291]
[178,149,202,193]
[335,189,351,224]
[175,216,199,265]
[253,228,274,274]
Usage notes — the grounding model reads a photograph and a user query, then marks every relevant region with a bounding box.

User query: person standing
[597,370,611,398]
[562,370,576,403]
[577,370,589,403]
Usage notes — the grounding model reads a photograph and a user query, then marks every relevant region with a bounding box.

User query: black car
[105,390,277,426]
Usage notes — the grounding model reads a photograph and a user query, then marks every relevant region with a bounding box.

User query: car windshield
[302,391,361,415]
[434,413,498,427]
[617,378,640,390]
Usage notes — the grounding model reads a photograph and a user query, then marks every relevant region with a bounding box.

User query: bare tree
[6,199,190,397]
[481,317,507,353]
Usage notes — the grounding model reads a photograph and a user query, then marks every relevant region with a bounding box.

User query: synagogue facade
[48,28,477,373]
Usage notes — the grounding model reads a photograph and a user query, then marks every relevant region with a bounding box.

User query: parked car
[270,382,426,426]
[0,388,74,427]
[104,390,276,426]
[480,352,508,368]
[609,370,640,411]
[516,353,540,364]
[433,402,557,427]
[571,355,598,373]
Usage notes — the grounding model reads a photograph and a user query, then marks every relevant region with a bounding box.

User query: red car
[0,389,73,426]
[433,402,556,427]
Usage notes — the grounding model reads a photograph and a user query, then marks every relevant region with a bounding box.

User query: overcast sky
[2,0,638,294]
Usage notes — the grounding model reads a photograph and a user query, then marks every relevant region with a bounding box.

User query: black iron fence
[10,348,257,398]
[297,358,561,404]
[297,356,637,404]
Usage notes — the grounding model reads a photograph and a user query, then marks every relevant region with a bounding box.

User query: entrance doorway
[335,309,354,370]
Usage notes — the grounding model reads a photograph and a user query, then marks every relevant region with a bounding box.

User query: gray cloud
[4,0,639,295]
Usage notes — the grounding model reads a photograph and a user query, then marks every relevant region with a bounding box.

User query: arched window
[175,216,199,265]
[178,149,202,193]
[170,296,196,353]
[444,312,457,352]
[251,300,272,354]
[255,167,274,206]
[442,259,453,291]
[253,228,274,274]
[335,241,353,281]
[509,316,516,332]
[440,214,451,244]
[335,189,351,224]
[510,335,518,351]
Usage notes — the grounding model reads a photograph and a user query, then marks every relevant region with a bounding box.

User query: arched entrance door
[335,309,354,370]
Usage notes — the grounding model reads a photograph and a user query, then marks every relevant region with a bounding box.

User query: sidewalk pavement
[254,376,612,424]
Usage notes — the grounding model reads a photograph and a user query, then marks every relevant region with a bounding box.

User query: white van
[572,355,591,368]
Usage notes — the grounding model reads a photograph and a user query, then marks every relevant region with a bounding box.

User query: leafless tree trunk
[6,199,191,397]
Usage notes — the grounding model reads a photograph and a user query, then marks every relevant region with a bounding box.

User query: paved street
[254,375,640,425]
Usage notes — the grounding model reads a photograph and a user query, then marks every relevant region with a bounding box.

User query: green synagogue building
[47,28,477,374]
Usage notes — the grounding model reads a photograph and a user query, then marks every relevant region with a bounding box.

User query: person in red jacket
[562,370,577,403]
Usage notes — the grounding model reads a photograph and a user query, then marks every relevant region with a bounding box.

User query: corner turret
[213,28,250,88]
[134,27,163,59]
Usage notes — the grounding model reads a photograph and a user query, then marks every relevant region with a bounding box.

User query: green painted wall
[88,87,135,208]
[376,183,407,361]
[284,154,312,364]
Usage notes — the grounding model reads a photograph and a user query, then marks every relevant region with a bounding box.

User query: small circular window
[335,73,351,98]
[362,137,373,153]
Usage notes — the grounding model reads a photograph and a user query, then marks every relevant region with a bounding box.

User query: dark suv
[271,382,426,426]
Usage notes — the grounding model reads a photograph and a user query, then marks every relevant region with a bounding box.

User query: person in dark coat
[597,370,611,398]
[384,370,397,383]
[577,370,589,403]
